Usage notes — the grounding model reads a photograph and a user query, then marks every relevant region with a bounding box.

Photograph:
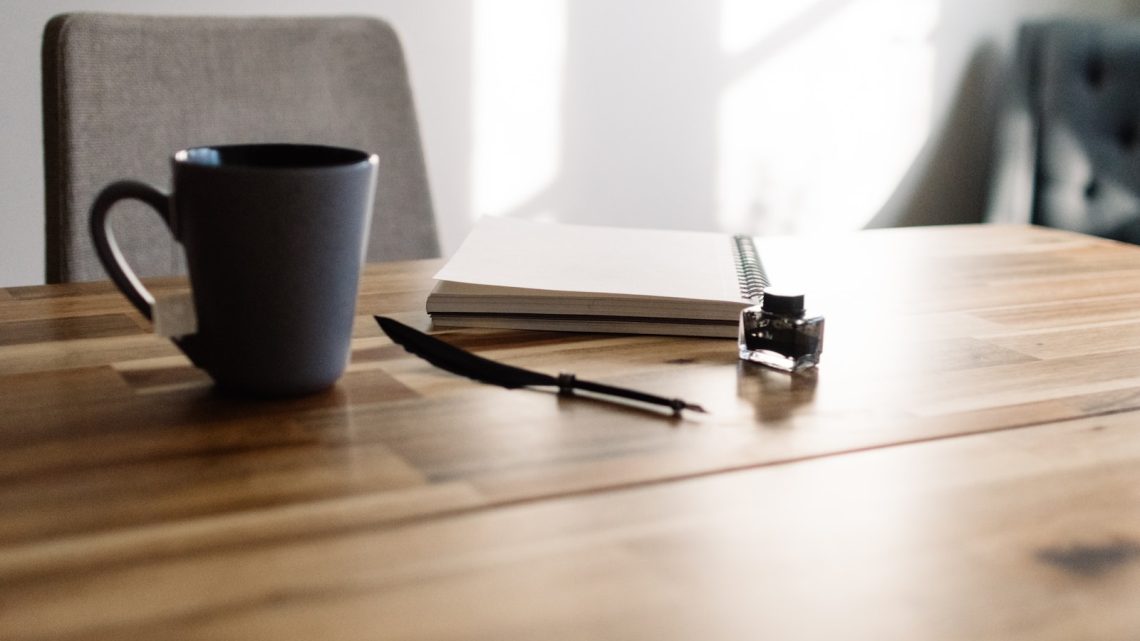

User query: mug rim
[174,143,377,171]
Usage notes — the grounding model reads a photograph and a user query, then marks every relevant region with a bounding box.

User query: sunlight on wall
[721,1,813,55]
[472,0,566,220]
[718,0,940,234]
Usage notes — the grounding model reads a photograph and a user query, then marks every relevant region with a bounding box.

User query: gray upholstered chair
[986,19,1140,243]
[42,13,439,283]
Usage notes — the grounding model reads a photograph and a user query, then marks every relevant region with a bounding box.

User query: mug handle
[88,180,175,321]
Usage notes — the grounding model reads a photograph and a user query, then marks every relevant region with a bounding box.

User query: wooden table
[2,224,1139,640]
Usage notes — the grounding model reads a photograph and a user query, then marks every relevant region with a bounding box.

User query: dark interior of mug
[179,144,369,169]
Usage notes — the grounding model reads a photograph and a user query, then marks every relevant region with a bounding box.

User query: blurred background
[4,0,1140,286]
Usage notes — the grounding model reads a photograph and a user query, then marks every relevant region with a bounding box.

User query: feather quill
[375,316,706,416]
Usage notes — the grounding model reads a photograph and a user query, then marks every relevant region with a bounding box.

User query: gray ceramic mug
[90,143,378,397]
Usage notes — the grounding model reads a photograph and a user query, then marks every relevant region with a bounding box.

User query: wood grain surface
[2,224,1139,639]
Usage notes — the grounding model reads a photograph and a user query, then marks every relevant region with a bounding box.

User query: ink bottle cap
[761,291,805,316]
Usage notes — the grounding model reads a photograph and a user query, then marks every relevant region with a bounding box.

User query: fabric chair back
[43,13,439,283]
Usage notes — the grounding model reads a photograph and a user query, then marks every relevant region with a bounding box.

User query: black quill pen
[375,316,706,416]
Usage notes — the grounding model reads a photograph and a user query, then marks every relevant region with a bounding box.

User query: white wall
[2,0,1138,286]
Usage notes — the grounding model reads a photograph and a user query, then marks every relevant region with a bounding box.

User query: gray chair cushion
[43,13,439,283]
[987,20,1140,243]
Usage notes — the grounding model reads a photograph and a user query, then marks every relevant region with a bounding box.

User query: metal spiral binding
[732,234,769,302]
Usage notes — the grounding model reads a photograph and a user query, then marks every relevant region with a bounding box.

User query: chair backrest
[43,13,440,283]
[987,20,1140,243]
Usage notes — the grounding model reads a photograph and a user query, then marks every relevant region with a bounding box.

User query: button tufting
[1085,179,1100,200]
[1085,55,1106,88]
[1119,122,1138,149]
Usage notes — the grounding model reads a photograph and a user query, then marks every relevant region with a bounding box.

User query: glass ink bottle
[738,291,824,372]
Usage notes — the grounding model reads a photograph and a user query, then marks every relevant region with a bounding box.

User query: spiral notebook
[427,217,772,338]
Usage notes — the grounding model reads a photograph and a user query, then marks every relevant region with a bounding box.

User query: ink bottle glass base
[738,291,824,373]
[738,345,822,373]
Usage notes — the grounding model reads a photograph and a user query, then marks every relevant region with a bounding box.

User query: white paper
[434,217,743,303]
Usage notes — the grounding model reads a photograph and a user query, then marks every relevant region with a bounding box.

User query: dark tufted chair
[987,20,1140,243]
